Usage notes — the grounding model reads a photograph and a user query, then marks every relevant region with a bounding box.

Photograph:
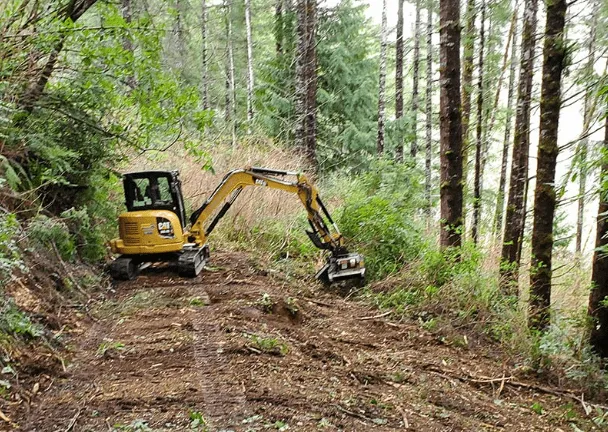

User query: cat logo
[156,217,175,239]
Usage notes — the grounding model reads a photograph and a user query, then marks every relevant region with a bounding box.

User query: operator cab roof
[123,170,180,178]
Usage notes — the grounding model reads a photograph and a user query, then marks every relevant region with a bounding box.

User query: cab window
[157,176,173,205]
[131,178,152,208]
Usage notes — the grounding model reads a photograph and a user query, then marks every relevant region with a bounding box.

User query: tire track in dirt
[191,293,247,429]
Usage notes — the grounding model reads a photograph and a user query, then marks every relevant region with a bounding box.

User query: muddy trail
[14,251,596,431]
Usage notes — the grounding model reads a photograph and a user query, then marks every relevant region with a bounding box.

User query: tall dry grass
[125,137,313,236]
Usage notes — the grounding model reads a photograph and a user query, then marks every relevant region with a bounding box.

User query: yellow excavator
[109,167,365,284]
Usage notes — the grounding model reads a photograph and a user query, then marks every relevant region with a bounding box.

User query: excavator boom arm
[188,167,344,255]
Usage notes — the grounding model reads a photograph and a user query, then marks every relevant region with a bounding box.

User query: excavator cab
[123,171,187,228]
[110,167,365,286]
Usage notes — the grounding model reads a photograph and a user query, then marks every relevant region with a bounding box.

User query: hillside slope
[13,251,598,431]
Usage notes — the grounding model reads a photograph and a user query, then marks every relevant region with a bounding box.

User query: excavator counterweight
[109,167,365,285]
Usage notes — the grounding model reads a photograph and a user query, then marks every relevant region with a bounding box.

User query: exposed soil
[6,251,600,431]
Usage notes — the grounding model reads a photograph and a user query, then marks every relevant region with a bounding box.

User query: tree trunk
[439,0,464,249]
[275,0,284,55]
[304,0,317,168]
[245,0,255,130]
[529,0,568,331]
[425,2,433,222]
[224,0,237,147]
[487,8,517,139]
[295,0,306,153]
[122,0,137,89]
[376,0,388,155]
[500,0,538,293]
[174,0,187,80]
[471,1,485,245]
[589,110,608,357]
[201,0,209,110]
[494,7,519,237]
[18,0,98,113]
[410,0,421,160]
[576,6,599,254]
[395,0,406,162]
[460,0,476,230]
[295,0,317,169]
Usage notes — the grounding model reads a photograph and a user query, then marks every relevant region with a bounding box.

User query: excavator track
[177,244,210,277]
[109,256,139,281]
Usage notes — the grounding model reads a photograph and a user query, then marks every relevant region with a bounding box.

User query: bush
[60,207,108,263]
[335,160,426,280]
[0,213,25,283]
[27,204,115,263]
[27,215,75,261]
[371,241,525,347]
[0,299,42,340]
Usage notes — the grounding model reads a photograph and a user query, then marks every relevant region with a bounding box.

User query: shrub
[0,213,25,283]
[60,207,108,263]
[335,160,426,280]
[0,299,42,340]
[27,205,114,263]
[371,241,525,347]
[27,215,75,261]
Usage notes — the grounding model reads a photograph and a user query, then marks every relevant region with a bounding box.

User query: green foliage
[316,0,380,169]
[531,402,544,415]
[0,213,25,283]
[0,299,43,340]
[245,333,289,356]
[59,207,109,262]
[189,297,208,307]
[218,215,318,266]
[1,0,211,268]
[335,161,426,280]
[189,411,208,430]
[372,240,524,345]
[97,340,126,357]
[27,215,75,261]
[256,293,276,313]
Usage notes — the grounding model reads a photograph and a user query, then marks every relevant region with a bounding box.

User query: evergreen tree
[439,0,464,248]
[395,0,406,162]
[471,0,485,244]
[529,0,568,331]
[500,0,538,293]
[493,7,519,237]
[425,1,434,221]
[410,0,421,160]
[589,107,608,357]
[376,0,388,155]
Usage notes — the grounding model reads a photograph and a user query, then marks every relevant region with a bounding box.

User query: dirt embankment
[8,251,601,431]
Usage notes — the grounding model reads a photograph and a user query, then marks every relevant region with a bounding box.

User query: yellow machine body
[110,210,185,255]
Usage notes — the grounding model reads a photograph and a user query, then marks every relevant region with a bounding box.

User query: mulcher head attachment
[316,252,365,286]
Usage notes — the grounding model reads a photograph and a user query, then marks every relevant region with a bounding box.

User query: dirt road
[18,251,594,431]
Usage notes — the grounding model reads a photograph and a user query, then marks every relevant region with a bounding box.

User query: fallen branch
[64,407,82,432]
[396,406,409,429]
[359,311,392,321]
[0,409,18,429]
[426,364,608,412]
[332,404,373,423]
[343,286,366,301]
[307,299,333,308]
